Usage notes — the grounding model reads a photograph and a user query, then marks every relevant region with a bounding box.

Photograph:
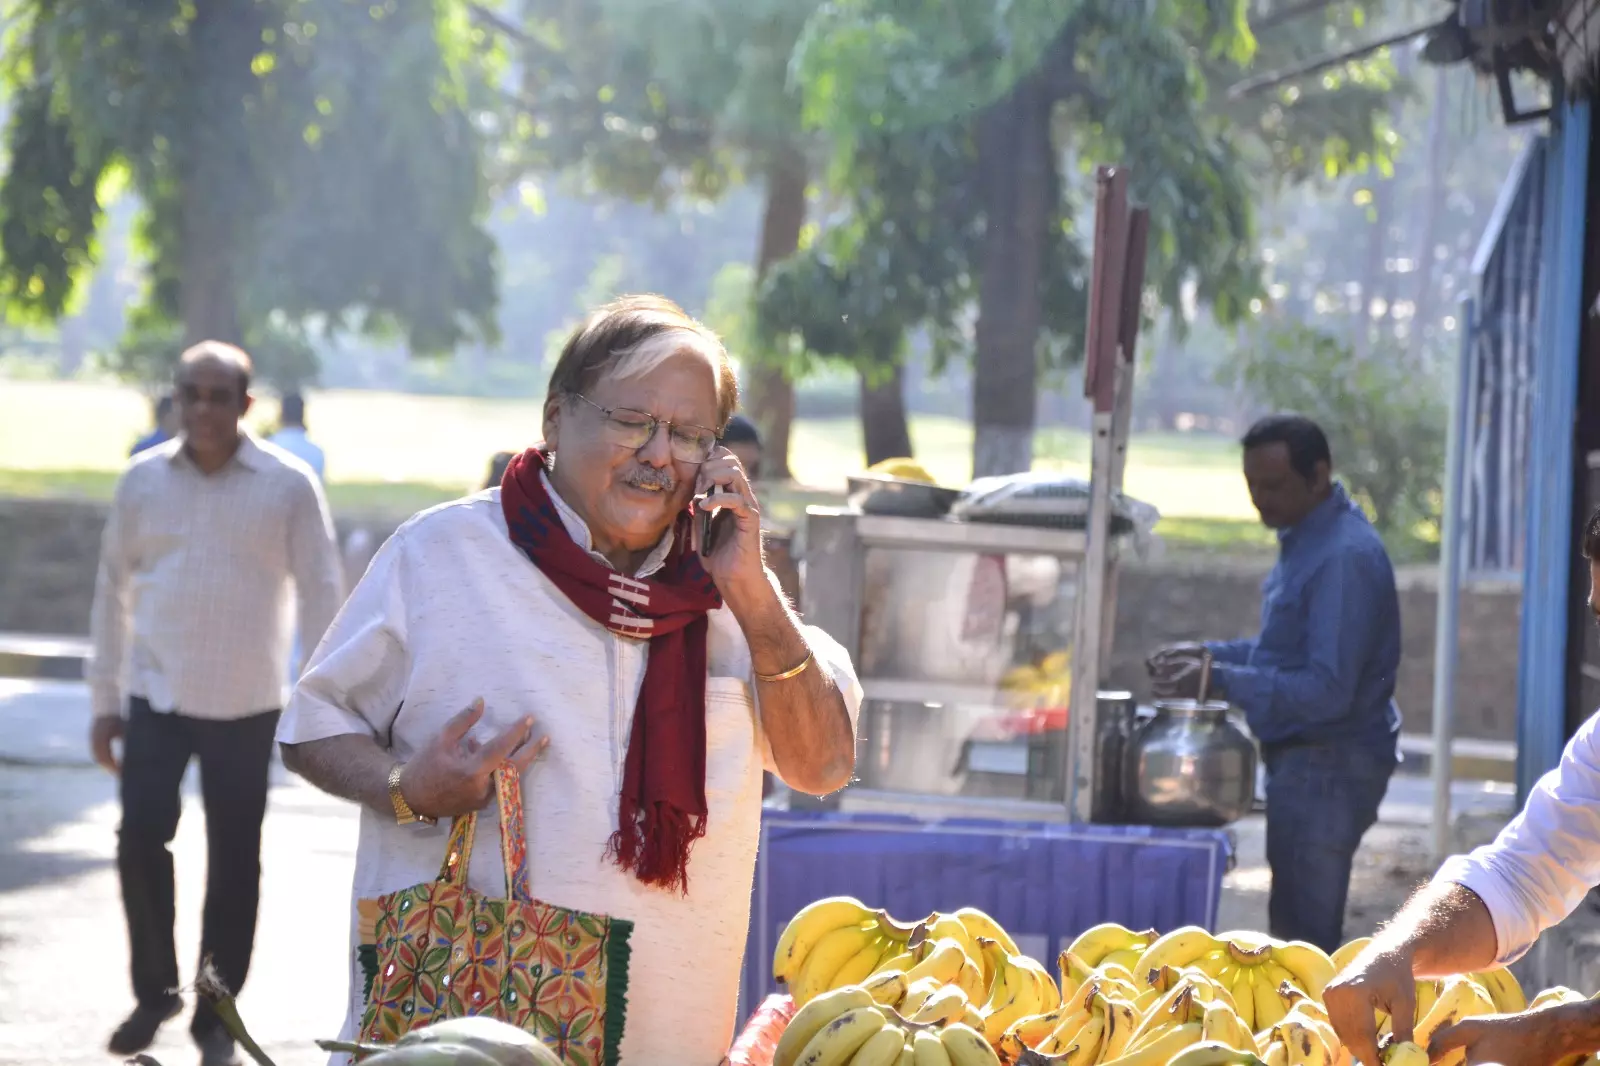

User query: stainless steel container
[1091,690,1137,822]
[1123,698,1258,827]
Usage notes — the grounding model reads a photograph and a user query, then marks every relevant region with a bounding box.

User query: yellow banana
[834,938,890,990]
[940,1023,1001,1066]
[1382,1041,1430,1066]
[925,914,983,964]
[1192,949,1234,985]
[906,938,969,987]
[864,969,910,1007]
[1415,975,1495,1047]
[1021,956,1062,1012]
[1169,1040,1273,1066]
[1103,1021,1205,1066]
[1530,985,1585,1009]
[952,907,1020,956]
[1101,947,1145,975]
[1060,950,1095,996]
[1270,1020,1317,1066]
[1469,967,1527,1014]
[901,977,945,1017]
[1060,1011,1107,1066]
[960,1004,985,1032]
[912,1029,952,1066]
[1127,982,1205,1051]
[1133,927,1222,979]
[794,1005,889,1066]
[1203,998,1257,1052]
[909,984,971,1026]
[1227,967,1257,1032]
[1218,931,1275,952]
[1100,995,1143,1062]
[1067,922,1144,968]
[852,1025,911,1066]
[1262,1041,1289,1066]
[875,941,918,975]
[1328,937,1370,976]
[1412,978,1439,1023]
[775,986,876,1066]
[1269,942,1335,998]
[1251,970,1290,1035]
[954,955,986,1005]
[774,897,876,984]
[897,1042,916,1066]
[794,924,881,1006]
[999,1001,1087,1061]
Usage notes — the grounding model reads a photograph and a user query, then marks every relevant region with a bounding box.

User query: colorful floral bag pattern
[357,763,632,1065]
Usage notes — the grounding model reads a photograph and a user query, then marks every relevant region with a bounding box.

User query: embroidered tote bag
[357,763,632,1065]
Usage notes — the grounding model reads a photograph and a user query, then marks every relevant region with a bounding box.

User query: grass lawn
[1,380,1266,551]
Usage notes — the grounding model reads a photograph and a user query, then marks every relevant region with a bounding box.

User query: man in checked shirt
[87,341,344,1066]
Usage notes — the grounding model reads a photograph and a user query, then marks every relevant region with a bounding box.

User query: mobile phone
[697,500,736,556]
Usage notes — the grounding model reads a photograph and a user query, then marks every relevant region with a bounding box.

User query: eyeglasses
[571,393,720,464]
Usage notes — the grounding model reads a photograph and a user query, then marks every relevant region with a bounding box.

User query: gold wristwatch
[387,763,436,826]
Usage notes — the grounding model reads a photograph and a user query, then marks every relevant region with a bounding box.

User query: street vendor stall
[740,169,1254,1032]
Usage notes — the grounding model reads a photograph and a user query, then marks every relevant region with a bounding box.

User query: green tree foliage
[1223,320,1446,552]
[0,0,501,383]
[770,0,1400,478]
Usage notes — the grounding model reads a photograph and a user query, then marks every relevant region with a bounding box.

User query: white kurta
[277,484,861,1065]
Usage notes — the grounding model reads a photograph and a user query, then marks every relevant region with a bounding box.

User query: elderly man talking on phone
[277,295,861,1063]
[1325,510,1600,1066]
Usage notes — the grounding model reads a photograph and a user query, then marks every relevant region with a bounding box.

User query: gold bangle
[756,651,813,683]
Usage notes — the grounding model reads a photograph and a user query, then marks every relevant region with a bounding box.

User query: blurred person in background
[1145,414,1400,954]
[268,392,325,481]
[88,341,344,1066]
[130,394,178,456]
[720,414,762,483]
[484,450,515,490]
[278,295,859,1062]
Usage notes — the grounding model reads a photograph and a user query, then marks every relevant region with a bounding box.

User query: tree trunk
[745,144,807,481]
[178,2,251,350]
[971,75,1054,478]
[859,360,913,465]
[1409,66,1450,362]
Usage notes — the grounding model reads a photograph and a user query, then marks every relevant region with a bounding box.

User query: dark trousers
[118,698,280,1038]
[1262,742,1394,953]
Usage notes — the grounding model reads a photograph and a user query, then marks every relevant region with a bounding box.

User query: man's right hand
[1325,941,1421,1066]
[397,698,547,820]
[90,716,124,774]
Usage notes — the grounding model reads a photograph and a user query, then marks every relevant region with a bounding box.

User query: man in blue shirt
[267,392,325,481]
[1148,414,1401,952]
[130,395,177,456]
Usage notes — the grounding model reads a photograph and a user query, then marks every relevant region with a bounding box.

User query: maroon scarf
[500,448,721,892]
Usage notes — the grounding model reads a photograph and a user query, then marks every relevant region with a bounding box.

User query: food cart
[739,168,1240,1021]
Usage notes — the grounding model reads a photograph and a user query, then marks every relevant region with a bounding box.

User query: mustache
[625,467,676,492]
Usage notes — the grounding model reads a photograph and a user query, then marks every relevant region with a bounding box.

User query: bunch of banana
[774,897,922,1007]
[773,986,1004,1066]
[1092,978,1213,1066]
[1408,974,1497,1059]
[975,939,1062,1045]
[1065,923,1162,979]
[998,976,1141,1064]
[1255,999,1340,1066]
[1331,935,1526,1021]
[1379,1041,1429,1066]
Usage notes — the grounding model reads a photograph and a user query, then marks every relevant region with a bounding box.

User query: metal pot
[1122,699,1258,827]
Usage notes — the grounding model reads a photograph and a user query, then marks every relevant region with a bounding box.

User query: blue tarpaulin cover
[740,810,1233,1021]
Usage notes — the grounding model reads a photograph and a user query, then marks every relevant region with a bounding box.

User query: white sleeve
[755,621,863,776]
[276,529,411,748]
[1434,709,1600,963]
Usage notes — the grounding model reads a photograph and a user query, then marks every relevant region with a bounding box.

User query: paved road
[0,681,359,1066]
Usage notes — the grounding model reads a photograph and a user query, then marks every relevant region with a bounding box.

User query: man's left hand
[694,447,766,599]
[1430,1002,1599,1066]
[1151,658,1210,700]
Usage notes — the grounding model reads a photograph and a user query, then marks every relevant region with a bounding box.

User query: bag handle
[436,762,533,902]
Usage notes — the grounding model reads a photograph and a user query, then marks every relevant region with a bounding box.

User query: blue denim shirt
[1206,483,1402,755]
